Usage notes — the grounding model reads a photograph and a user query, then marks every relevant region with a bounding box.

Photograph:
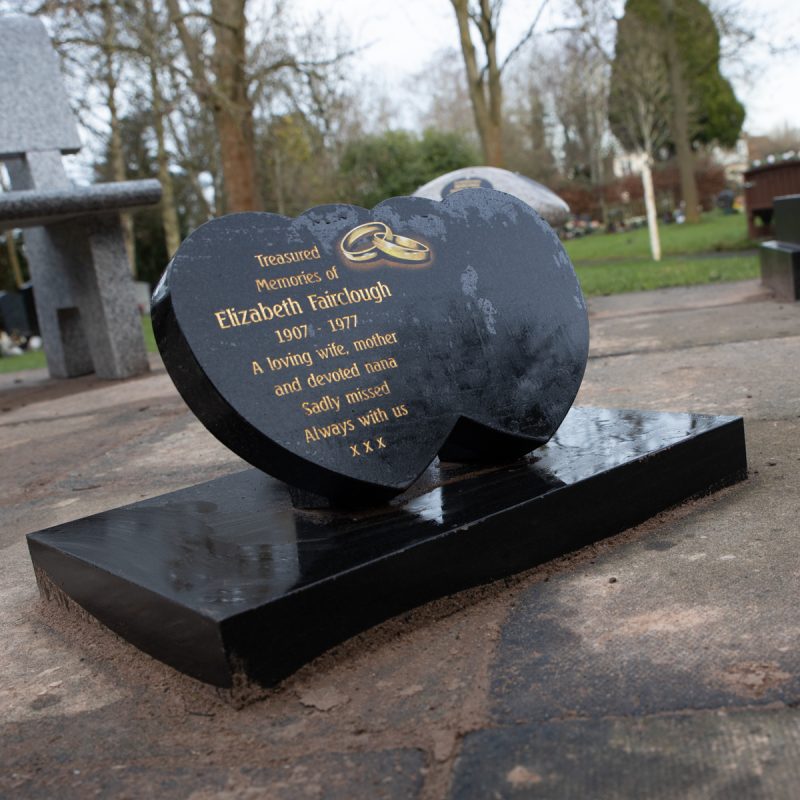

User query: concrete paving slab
[1,282,799,798]
[590,300,800,357]
[5,744,425,800]
[587,279,771,319]
[451,708,800,800]
[577,337,800,421]
[490,419,800,722]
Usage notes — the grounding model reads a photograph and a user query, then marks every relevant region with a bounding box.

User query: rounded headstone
[414,166,570,227]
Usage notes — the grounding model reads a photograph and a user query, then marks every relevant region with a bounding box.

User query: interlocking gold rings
[340,221,431,265]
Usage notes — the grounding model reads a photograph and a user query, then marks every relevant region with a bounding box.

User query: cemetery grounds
[0,210,755,376]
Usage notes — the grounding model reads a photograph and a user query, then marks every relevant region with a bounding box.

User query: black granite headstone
[152,190,589,506]
[27,189,748,691]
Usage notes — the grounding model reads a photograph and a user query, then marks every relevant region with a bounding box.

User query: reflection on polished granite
[28,407,746,688]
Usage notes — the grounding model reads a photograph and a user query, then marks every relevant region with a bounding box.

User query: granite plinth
[27,407,747,689]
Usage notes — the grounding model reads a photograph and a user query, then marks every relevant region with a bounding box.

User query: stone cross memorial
[27,188,747,693]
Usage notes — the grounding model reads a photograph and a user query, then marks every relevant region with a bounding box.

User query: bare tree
[448,0,549,166]
[412,48,477,142]
[503,63,558,185]
[609,12,672,260]
[548,38,612,220]
[140,0,182,256]
[166,0,263,212]
[166,0,354,214]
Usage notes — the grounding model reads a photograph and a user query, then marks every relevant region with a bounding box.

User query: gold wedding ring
[340,221,391,262]
[339,221,431,266]
[372,231,430,262]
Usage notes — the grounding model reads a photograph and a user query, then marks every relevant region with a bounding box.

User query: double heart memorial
[26,188,747,690]
[152,190,590,505]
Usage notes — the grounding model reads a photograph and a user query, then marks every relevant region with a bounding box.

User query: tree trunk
[142,0,182,256]
[450,0,504,166]
[167,0,263,212]
[151,83,182,256]
[641,153,662,262]
[483,0,504,166]
[272,147,286,215]
[660,0,700,223]
[210,0,262,211]
[100,0,136,272]
[213,105,262,212]
[483,121,503,166]
[4,231,24,287]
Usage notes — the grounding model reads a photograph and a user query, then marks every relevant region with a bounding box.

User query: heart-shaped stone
[152,189,589,505]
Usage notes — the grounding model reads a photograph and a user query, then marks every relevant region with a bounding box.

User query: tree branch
[499,0,551,73]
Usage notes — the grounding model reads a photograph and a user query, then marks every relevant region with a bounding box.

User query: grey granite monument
[0,15,161,379]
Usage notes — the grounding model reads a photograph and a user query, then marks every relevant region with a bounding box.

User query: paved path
[2,280,799,799]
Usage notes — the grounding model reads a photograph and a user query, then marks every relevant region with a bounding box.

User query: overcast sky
[289,0,800,138]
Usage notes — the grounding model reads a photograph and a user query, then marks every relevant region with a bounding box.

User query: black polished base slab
[27,408,747,689]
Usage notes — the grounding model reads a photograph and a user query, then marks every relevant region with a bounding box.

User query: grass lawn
[567,209,760,297]
[0,316,158,375]
[576,254,759,297]
[564,209,754,263]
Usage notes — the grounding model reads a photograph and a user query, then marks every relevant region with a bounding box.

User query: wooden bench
[0,15,161,379]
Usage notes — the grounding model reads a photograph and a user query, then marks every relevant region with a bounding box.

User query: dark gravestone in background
[152,190,589,506]
[0,282,38,338]
[759,194,800,302]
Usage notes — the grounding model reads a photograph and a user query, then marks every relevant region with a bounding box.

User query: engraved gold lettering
[306,281,391,311]
[265,351,313,371]
[275,324,309,344]
[304,419,355,443]
[256,272,322,292]
[301,395,342,416]
[352,331,398,352]
[344,380,391,405]
[315,342,348,360]
[255,245,320,267]
[306,362,361,388]
[213,298,303,329]
[356,406,389,427]
[391,403,409,418]
[363,357,397,375]
[274,376,302,396]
